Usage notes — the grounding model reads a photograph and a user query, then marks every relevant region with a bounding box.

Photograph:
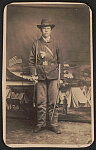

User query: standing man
[29,19,62,134]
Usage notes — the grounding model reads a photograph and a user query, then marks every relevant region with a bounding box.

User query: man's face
[41,26,52,38]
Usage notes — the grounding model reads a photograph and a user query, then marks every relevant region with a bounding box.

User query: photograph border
[2,2,94,148]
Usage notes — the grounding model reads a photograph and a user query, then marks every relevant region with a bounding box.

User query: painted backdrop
[6,3,90,68]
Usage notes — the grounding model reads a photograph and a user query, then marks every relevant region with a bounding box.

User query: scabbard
[33,40,38,107]
[51,64,61,121]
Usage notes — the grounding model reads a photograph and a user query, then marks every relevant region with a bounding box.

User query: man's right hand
[31,75,38,83]
[27,75,38,83]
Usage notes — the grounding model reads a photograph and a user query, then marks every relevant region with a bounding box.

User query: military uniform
[29,37,61,80]
[29,19,62,133]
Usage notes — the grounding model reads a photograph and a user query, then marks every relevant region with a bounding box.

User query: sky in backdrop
[6,3,91,67]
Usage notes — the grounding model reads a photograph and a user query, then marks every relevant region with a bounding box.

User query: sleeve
[29,42,36,75]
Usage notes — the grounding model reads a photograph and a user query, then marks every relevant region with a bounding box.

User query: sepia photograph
[2,2,94,148]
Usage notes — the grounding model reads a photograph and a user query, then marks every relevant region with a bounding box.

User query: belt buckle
[43,61,48,65]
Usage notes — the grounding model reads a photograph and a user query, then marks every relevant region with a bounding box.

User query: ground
[6,118,92,147]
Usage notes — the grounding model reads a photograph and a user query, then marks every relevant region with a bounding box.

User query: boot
[48,125,61,134]
[33,126,45,133]
[48,105,61,134]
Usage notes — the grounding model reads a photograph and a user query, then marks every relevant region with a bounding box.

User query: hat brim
[37,24,55,29]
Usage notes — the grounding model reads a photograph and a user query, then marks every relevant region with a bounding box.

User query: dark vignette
[0,0,96,150]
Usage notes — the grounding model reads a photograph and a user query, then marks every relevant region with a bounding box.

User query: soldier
[29,19,62,134]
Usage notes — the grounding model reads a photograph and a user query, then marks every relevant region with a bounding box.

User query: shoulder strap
[44,45,54,57]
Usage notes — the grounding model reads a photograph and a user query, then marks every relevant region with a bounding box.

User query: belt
[42,61,55,66]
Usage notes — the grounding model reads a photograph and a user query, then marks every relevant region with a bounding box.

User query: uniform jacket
[29,37,62,80]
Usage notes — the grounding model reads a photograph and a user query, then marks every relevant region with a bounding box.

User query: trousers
[36,79,59,128]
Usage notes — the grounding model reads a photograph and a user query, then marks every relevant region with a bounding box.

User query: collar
[41,36,52,43]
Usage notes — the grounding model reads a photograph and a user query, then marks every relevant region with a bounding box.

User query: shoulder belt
[44,45,54,57]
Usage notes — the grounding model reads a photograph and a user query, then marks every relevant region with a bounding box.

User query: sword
[33,41,38,107]
[51,64,61,121]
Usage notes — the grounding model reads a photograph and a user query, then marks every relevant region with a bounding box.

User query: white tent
[80,86,91,106]
[66,87,91,108]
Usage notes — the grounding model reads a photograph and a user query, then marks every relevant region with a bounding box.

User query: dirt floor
[6,118,92,146]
